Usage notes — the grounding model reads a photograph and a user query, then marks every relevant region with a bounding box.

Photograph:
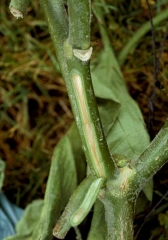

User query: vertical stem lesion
[71,69,106,177]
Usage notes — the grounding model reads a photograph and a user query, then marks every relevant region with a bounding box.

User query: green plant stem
[118,8,168,66]
[102,194,134,240]
[101,108,168,240]
[40,0,115,179]
[132,120,168,191]
[100,169,137,240]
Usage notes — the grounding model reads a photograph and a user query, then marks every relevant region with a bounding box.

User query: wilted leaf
[33,132,78,240]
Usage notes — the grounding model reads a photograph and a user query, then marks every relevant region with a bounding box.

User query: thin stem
[146,0,157,138]
[118,8,168,66]
[132,120,168,191]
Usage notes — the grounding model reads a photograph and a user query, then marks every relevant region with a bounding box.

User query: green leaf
[92,45,150,161]
[143,178,153,201]
[4,200,44,240]
[135,191,149,215]
[33,131,78,240]
[96,97,120,135]
[87,200,106,240]
[67,123,86,184]
[91,16,152,201]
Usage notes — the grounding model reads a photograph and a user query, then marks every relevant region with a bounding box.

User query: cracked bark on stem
[40,0,115,178]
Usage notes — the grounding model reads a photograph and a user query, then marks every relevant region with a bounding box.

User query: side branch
[133,120,168,190]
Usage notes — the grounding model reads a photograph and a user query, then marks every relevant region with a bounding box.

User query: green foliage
[91,18,153,204]
[92,43,150,160]
[4,0,168,240]
[33,128,80,240]
[51,37,153,238]
[34,1,163,239]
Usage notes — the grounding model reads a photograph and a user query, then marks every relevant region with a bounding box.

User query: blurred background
[0,0,168,239]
